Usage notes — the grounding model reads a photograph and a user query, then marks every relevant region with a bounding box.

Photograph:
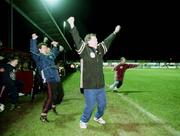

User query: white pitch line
[118,93,180,136]
[118,129,127,136]
[105,84,180,136]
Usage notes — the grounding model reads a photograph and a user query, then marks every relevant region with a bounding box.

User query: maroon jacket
[114,63,138,81]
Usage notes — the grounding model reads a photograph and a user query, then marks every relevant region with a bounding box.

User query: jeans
[80,87,106,123]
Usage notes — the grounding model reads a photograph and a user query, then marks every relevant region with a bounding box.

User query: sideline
[106,84,180,136]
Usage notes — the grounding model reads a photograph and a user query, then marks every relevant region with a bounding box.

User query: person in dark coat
[67,16,121,128]
[30,33,64,122]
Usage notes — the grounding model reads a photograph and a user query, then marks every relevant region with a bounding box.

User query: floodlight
[44,0,60,6]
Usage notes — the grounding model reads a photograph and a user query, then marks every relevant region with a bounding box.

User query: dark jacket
[70,27,117,89]
[1,63,16,83]
[30,39,60,83]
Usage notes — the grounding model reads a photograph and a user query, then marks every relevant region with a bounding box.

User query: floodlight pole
[63,21,66,63]
[10,0,13,49]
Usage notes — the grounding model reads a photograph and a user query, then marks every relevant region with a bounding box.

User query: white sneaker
[113,87,118,91]
[80,121,88,129]
[94,117,106,125]
[109,85,114,90]
[0,104,5,112]
[18,93,24,96]
[109,85,113,90]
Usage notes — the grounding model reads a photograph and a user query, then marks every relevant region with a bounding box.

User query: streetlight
[62,21,66,63]
[63,21,66,34]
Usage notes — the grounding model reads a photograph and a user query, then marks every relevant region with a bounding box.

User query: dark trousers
[42,82,64,113]
[117,80,123,88]
[3,80,21,105]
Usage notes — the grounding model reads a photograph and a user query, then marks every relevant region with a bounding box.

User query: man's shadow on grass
[53,112,81,128]
[88,122,166,135]
[107,90,152,95]
[61,97,82,105]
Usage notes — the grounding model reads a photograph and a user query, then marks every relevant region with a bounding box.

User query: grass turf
[0,68,179,136]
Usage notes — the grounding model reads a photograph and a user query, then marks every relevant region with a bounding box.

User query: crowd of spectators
[0,50,77,112]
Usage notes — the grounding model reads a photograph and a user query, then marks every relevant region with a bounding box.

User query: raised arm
[99,25,121,55]
[30,33,38,52]
[30,33,40,61]
[67,16,75,29]
[67,16,85,54]
[114,25,121,35]
[104,25,121,49]
[50,41,61,58]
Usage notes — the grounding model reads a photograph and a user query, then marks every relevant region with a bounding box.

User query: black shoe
[52,107,58,115]
[10,104,21,111]
[9,104,16,111]
[40,115,49,122]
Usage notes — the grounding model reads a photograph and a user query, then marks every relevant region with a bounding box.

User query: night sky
[0,0,179,61]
